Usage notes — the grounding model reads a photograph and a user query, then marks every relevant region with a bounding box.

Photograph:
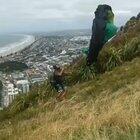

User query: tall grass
[66,58,97,85]
[0,81,55,120]
[0,79,140,140]
[97,36,140,72]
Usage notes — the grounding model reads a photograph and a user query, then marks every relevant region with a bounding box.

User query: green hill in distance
[0,61,28,73]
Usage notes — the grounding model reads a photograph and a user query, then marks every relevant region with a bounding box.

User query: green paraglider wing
[82,47,89,55]
[104,22,118,43]
[83,8,118,57]
[82,22,117,56]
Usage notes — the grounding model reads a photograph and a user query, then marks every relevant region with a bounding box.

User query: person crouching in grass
[52,65,67,101]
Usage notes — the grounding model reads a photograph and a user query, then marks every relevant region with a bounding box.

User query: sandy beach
[0,35,35,57]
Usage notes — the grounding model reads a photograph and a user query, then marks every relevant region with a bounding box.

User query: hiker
[52,65,67,100]
[87,4,117,66]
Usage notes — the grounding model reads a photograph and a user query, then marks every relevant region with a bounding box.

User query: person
[87,5,117,66]
[52,65,67,101]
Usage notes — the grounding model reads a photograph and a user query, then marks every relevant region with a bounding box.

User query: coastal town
[0,33,91,108]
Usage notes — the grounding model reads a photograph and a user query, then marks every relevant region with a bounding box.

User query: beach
[0,35,35,57]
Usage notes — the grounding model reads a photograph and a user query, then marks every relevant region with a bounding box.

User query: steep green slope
[0,57,140,140]
[0,61,28,73]
[0,17,140,140]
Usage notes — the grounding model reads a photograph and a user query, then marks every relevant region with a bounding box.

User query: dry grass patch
[0,79,139,140]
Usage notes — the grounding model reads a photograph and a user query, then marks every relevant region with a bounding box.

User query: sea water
[0,34,35,57]
[0,34,25,48]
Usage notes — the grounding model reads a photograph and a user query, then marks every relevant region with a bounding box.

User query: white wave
[0,34,35,57]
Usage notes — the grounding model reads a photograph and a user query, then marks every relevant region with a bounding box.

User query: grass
[0,19,140,140]
[0,57,140,140]
[0,82,55,120]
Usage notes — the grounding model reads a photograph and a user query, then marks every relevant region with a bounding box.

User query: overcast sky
[0,0,139,33]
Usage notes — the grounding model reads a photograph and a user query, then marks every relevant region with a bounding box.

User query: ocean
[0,34,35,57]
[0,34,25,48]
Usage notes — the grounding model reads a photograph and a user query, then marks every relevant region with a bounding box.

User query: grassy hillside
[0,61,28,73]
[0,18,140,140]
[0,57,139,140]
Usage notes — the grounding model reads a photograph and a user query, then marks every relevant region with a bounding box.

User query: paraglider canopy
[82,4,118,60]
[104,22,118,43]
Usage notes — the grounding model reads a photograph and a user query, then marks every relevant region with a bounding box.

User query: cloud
[114,10,132,15]
[0,0,139,33]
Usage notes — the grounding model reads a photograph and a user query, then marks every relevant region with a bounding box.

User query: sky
[0,0,139,33]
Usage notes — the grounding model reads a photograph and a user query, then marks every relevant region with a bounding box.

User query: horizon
[0,0,140,34]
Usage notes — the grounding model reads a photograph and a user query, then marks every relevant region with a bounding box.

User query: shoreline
[0,35,35,57]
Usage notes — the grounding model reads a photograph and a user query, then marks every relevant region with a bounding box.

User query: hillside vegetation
[0,17,140,140]
[0,61,28,73]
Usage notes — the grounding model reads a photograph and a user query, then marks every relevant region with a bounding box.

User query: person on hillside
[86,4,117,66]
[52,65,67,101]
